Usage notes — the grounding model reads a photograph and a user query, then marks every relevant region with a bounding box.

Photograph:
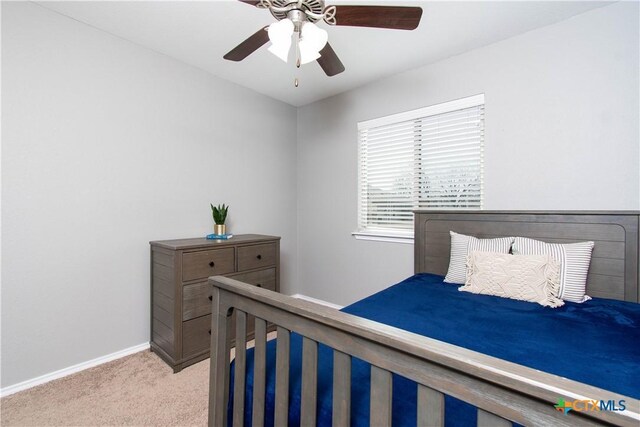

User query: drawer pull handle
[208,329,211,335]
[256,254,262,260]
[256,284,262,288]
[208,295,213,301]
[209,261,215,267]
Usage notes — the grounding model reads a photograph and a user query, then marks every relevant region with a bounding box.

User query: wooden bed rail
[208,276,639,427]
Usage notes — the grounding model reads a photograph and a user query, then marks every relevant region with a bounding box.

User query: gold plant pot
[214,224,226,236]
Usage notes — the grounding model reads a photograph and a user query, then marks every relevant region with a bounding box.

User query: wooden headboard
[414,211,640,302]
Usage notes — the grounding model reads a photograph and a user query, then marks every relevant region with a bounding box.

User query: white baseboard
[0,342,150,398]
[1,296,339,397]
[291,293,344,310]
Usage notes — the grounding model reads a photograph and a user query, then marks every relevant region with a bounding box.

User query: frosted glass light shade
[299,22,328,64]
[268,41,291,62]
[299,43,321,64]
[267,19,294,62]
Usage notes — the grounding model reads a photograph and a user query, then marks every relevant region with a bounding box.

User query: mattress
[228,273,640,426]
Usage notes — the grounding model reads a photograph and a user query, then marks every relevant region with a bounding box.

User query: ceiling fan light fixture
[298,22,328,64]
[299,41,321,64]
[267,18,294,62]
[301,21,328,51]
[267,41,291,62]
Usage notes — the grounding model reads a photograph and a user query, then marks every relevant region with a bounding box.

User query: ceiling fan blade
[317,43,345,77]
[223,27,269,61]
[332,6,423,30]
[237,0,261,6]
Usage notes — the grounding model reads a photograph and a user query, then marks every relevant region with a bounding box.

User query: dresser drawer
[182,282,212,321]
[182,315,211,358]
[237,243,277,271]
[230,268,277,291]
[182,248,235,281]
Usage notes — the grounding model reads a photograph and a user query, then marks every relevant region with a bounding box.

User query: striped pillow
[511,237,594,303]
[444,231,515,284]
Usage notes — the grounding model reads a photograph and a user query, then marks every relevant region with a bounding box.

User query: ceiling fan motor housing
[263,0,325,23]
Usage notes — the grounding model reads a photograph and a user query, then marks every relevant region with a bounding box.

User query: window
[355,94,484,243]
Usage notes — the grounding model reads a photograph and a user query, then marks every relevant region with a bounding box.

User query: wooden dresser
[149,234,280,372]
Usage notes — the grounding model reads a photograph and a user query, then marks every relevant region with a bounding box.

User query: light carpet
[1,345,242,427]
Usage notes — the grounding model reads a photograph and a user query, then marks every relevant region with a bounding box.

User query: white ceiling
[35,0,611,106]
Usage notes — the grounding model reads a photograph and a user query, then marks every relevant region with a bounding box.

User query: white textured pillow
[444,231,515,284]
[460,252,564,308]
[511,237,594,303]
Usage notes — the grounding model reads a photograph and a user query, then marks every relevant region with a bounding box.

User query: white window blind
[357,94,484,240]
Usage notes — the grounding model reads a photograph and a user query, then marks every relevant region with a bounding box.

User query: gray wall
[2,1,639,390]
[1,2,297,388]
[296,2,640,306]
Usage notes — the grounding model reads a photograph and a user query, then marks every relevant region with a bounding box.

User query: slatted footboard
[207,276,639,427]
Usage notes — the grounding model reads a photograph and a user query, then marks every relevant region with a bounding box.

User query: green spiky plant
[210,203,229,225]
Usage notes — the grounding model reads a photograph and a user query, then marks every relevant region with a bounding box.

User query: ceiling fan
[224,0,423,78]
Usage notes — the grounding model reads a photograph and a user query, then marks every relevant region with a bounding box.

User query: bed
[207,211,640,426]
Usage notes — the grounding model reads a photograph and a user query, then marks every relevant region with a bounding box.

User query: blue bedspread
[228,273,640,426]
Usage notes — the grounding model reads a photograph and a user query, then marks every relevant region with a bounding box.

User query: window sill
[352,231,414,244]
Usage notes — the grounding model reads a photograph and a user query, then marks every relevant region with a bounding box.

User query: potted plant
[210,203,229,235]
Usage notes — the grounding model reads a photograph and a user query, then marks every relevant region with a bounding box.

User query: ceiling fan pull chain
[295,31,301,68]
[294,27,301,88]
